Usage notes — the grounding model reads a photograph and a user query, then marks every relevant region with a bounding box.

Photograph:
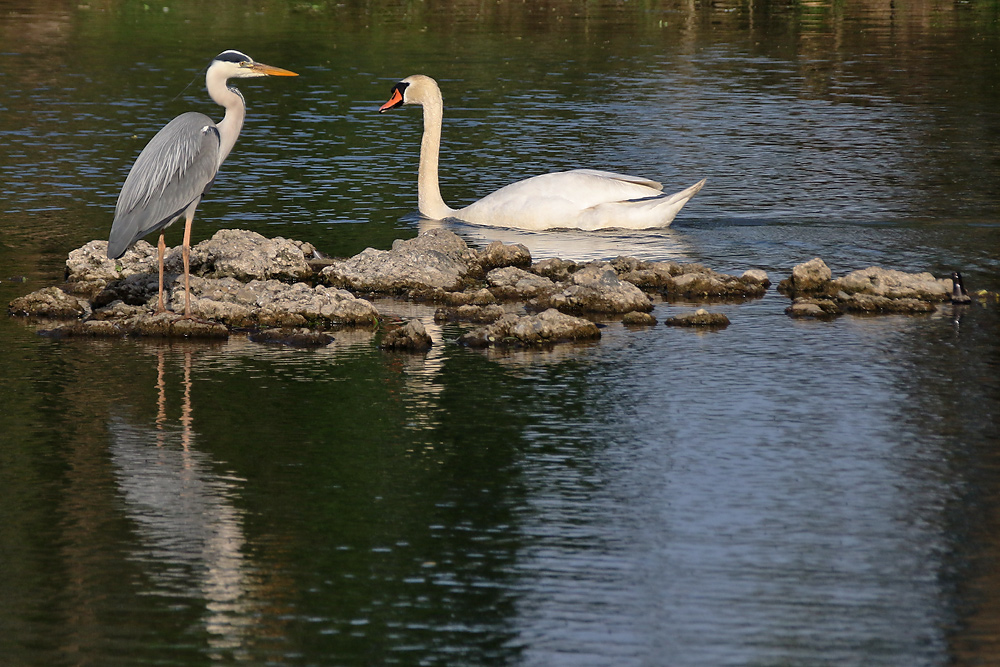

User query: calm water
[2,1,1000,664]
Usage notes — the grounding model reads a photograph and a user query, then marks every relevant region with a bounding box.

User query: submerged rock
[458,308,601,348]
[434,304,507,323]
[622,311,657,326]
[664,308,730,328]
[249,328,335,347]
[380,319,433,351]
[39,312,229,339]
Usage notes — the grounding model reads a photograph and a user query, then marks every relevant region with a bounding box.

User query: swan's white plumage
[381,75,705,231]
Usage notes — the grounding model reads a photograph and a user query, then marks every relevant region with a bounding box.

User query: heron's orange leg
[156,233,167,314]
[182,213,193,318]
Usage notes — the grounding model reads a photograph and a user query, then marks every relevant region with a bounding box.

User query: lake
[1,1,999,664]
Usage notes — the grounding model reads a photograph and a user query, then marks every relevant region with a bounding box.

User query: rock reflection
[109,349,257,658]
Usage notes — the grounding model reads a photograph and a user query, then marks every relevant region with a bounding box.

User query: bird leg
[182,213,193,318]
[156,233,167,314]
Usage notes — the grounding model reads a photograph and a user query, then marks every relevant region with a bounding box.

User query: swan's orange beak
[379,85,405,112]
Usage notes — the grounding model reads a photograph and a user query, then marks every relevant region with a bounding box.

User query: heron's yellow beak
[251,63,298,77]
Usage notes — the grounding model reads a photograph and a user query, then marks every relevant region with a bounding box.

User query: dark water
[2,1,1000,664]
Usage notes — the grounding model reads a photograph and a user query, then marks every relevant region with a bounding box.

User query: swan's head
[379,74,440,112]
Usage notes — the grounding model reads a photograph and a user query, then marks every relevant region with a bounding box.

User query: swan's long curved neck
[418,92,456,220]
[206,68,246,168]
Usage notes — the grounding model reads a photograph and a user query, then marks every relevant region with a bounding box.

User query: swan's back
[456,169,701,231]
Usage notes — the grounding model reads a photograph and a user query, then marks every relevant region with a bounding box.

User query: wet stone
[664,308,730,328]
[379,319,433,351]
[434,304,507,324]
[8,286,90,319]
[535,263,653,314]
[487,266,559,300]
[622,311,658,326]
[532,257,578,282]
[476,240,532,272]
[779,258,950,318]
[321,228,477,293]
[181,229,316,282]
[458,308,601,348]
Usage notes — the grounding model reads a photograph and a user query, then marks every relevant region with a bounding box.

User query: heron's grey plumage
[108,112,221,259]
[104,50,296,315]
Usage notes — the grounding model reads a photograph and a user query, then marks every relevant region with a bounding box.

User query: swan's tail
[580,178,706,230]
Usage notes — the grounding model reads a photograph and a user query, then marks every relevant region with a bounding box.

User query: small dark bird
[950,271,972,304]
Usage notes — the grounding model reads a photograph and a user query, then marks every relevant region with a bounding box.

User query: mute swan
[379,74,705,231]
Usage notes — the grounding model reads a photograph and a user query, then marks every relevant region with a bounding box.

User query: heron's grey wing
[108,112,221,259]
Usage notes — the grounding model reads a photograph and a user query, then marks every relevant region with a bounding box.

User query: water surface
[2,1,1000,664]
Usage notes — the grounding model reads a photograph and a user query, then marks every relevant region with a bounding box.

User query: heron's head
[210,50,298,79]
[379,75,439,112]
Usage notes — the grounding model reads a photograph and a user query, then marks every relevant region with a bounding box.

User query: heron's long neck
[207,69,246,168]
[418,92,455,219]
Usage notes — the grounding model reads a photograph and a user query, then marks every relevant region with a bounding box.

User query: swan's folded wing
[567,168,663,191]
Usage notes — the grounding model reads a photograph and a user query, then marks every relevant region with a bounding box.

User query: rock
[8,286,90,319]
[664,308,730,328]
[410,287,499,306]
[321,228,476,293]
[622,311,657,326]
[615,258,685,289]
[178,277,379,328]
[380,318,433,351]
[433,303,507,323]
[39,319,126,338]
[65,240,158,298]
[838,293,937,314]
[784,293,937,318]
[742,268,771,285]
[125,312,230,338]
[832,266,950,300]
[458,308,601,348]
[788,257,833,291]
[536,263,653,314]
[785,299,839,319]
[40,312,229,338]
[93,273,162,308]
[65,231,317,292]
[249,328,335,347]
[476,240,532,272]
[180,229,315,281]
[532,257,578,282]
[779,261,950,318]
[616,257,768,300]
[487,266,559,300]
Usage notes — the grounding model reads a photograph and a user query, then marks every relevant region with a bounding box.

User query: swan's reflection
[419,216,693,263]
[109,348,256,656]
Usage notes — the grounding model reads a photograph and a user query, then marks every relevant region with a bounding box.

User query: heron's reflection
[109,347,256,657]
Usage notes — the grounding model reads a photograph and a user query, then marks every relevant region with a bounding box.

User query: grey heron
[107,50,297,316]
